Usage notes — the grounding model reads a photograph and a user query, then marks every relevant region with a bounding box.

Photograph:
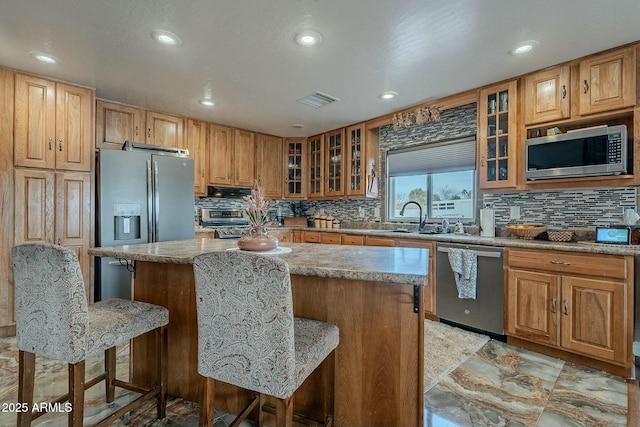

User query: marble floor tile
[0,334,631,426]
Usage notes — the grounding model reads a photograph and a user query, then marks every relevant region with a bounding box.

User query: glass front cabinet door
[478,81,517,189]
[284,138,306,199]
[307,134,324,198]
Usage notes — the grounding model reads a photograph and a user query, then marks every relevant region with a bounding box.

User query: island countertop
[89,239,428,286]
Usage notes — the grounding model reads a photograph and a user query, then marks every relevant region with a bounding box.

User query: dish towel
[447,248,478,299]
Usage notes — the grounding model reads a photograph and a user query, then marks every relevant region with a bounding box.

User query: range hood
[207,186,252,198]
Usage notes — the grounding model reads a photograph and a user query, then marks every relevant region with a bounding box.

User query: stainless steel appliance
[200,208,249,239]
[525,124,627,181]
[96,142,195,300]
[436,242,505,335]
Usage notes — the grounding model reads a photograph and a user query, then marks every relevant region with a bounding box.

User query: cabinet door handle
[148,128,151,138]
[480,156,485,167]
[550,260,571,266]
[135,125,139,137]
[48,137,52,150]
[561,85,567,99]
[563,299,569,315]
[583,80,589,94]
[551,298,557,314]
[59,139,63,152]
[57,238,61,246]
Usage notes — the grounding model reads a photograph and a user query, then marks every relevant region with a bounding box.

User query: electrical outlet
[510,206,520,220]
[374,207,381,218]
[358,207,365,218]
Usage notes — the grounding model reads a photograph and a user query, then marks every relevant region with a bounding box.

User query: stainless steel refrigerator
[96,142,195,300]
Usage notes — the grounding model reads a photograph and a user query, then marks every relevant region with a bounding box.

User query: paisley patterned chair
[11,243,169,426]
[193,251,340,427]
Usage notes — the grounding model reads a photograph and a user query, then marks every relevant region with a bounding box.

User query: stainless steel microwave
[525,125,627,181]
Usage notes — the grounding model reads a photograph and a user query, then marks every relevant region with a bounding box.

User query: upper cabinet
[284,138,306,199]
[345,123,379,198]
[233,129,256,187]
[579,46,636,116]
[256,133,283,199]
[524,65,571,125]
[96,100,145,150]
[307,134,324,199]
[324,128,345,197]
[207,126,255,188]
[14,74,93,172]
[478,80,517,190]
[185,119,208,196]
[145,110,184,148]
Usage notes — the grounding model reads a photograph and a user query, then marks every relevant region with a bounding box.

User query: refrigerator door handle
[154,160,160,242]
[146,159,154,242]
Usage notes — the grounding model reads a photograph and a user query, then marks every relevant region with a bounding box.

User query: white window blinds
[387,135,476,176]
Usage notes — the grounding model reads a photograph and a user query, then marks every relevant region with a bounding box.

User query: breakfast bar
[89,239,428,427]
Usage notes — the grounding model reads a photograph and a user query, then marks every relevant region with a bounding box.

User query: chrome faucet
[399,201,427,232]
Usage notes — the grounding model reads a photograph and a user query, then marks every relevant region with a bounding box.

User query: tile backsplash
[483,187,638,229]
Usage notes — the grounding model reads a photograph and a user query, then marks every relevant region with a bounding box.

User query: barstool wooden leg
[68,360,85,426]
[199,377,216,427]
[105,347,116,403]
[17,350,35,427]
[157,326,168,419]
[275,397,293,427]
[257,394,265,427]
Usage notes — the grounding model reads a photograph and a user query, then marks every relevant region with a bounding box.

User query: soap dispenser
[454,220,464,234]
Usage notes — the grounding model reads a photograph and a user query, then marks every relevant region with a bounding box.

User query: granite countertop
[88,240,428,286]
[283,227,640,256]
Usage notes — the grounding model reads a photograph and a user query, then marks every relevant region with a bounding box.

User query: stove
[200,208,249,239]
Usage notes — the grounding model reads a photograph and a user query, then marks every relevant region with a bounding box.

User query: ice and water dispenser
[113,203,141,241]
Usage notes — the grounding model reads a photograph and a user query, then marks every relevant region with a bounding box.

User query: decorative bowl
[547,230,574,242]
[506,224,547,239]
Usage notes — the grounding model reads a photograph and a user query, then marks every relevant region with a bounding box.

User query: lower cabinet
[506,248,632,367]
[14,169,91,297]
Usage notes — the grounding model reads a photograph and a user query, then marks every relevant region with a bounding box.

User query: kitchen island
[89,239,428,427]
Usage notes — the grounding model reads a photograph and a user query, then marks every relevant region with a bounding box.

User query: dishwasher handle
[437,246,502,258]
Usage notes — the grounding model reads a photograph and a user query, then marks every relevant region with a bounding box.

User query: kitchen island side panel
[130,261,424,427]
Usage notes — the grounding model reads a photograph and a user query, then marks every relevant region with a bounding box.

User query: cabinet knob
[583,80,589,94]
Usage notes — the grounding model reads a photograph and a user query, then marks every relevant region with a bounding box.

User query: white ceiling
[1,0,640,138]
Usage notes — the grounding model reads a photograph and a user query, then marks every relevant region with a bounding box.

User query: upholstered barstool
[11,243,168,426]
[193,251,339,427]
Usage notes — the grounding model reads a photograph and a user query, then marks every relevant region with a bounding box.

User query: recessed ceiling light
[294,30,323,47]
[379,91,398,100]
[29,51,60,64]
[291,124,305,129]
[151,30,182,46]
[509,40,539,55]
[199,99,215,107]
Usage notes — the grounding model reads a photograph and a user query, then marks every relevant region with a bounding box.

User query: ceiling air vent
[297,91,340,108]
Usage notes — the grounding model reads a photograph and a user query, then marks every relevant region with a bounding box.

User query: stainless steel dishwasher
[436,242,505,335]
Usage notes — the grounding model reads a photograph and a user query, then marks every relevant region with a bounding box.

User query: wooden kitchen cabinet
[307,134,324,198]
[14,74,94,172]
[320,233,342,244]
[345,123,380,198]
[234,129,255,187]
[14,169,91,293]
[365,236,395,247]
[208,125,233,186]
[95,99,145,150]
[185,119,208,196]
[342,234,364,245]
[396,238,436,316]
[506,248,632,368]
[478,80,517,190]
[524,65,571,125]
[145,110,184,148]
[579,46,636,116]
[207,125,257,189]
[284,138,306,199]
[255,133,283,199]
[325,128,344,197]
